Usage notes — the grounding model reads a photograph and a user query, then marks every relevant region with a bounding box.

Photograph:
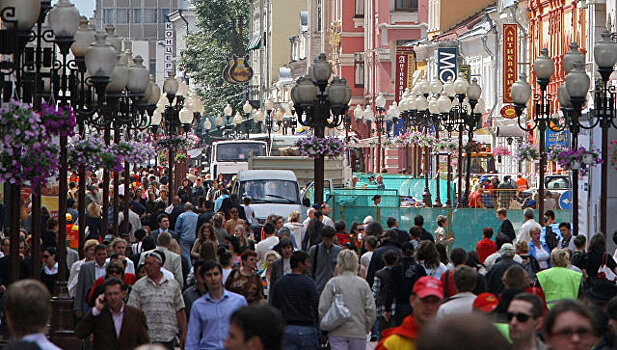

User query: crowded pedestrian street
[0,0,616,349]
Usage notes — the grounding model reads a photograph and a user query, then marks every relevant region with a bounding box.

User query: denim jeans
[180,238,194,269]
[283,325,319,350]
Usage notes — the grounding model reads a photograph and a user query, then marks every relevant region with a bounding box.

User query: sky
[72,0,95,18]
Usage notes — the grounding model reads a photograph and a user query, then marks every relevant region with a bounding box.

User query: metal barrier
[335,206,572,251]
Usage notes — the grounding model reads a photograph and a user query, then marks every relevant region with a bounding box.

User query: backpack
[545,225,558,251]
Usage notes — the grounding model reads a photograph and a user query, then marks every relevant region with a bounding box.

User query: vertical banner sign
[459,64,471,82]
[395,47,416,103]
[503,23,518,103]
[165,22,174,75]
[437,47,458,83]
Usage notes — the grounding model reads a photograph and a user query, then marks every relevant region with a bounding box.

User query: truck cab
[206,140,267,180]
[232,170,307,225]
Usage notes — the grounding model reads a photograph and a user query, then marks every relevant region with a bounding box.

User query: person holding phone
[75,278,149,350]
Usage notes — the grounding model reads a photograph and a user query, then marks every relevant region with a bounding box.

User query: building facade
[94,0,179,80]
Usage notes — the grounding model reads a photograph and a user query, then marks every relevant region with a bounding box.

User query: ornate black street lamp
[562,33,617,235]
[511,49,567,226]
[243,100,253,137]
[291,53,351,204]
[558,43,588,237]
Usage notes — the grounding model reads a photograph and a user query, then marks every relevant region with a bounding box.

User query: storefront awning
[246,35,261,51]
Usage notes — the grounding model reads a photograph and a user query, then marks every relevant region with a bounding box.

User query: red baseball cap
[412,276,444,299]
[473,293,499,313]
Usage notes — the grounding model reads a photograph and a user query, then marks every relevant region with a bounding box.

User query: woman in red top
[476,227,497,263]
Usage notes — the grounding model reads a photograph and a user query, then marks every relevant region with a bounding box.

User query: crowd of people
[2,166,617,350]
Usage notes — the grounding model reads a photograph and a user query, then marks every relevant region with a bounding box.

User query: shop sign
[545,129,569,150]
[165,22,174,75]
[500,105,517,119]
[437,47,458,83]
[503,24,518,103]
[395,47,415,102]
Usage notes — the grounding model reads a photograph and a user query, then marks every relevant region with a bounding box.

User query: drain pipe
[481,11,498,147]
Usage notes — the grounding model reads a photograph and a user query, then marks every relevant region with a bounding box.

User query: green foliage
[179,0,250,118]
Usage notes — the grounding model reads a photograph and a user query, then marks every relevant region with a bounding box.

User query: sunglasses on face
[43,255,51,259]
[551,327,593,339]
[507,312,532,323]
[108,270,122,275]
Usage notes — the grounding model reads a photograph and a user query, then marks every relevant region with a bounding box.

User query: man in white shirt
[517,208,542,243]
[437,266,477,319]
[303,207,315,227]
[320,203,335,228]
[255,223,280,268]
[4,280,61,350]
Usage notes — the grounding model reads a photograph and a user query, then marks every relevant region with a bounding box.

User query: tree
[179,0,250,119]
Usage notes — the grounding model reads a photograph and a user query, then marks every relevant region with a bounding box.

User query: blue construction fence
[326,204,572,252]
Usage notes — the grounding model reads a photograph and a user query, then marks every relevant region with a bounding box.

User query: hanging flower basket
[610,140,617,171]
[175,153,188,163]
[0,101,60,187]
[154,132,200,153]
[516,143,540,162]
[115,141,156,166]
[101,147,124,173]
[549,145,603,176]
[296,136,344,158]
[68,135,106,172]
[40,103,77,137]
[493,146,511,157]
[436,138,458,153]
[158,151,169,166]
[465,140,483,154]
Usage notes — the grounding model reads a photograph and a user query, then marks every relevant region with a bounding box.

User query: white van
[207,140,267,180]
[232,170,307,225]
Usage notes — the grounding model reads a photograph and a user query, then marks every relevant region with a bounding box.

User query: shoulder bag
[320,281,351,331]
[598,253,617,283]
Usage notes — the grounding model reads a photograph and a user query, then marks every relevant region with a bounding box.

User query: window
[132,9,142,23]
[355,0,363,16]
[149,61,156,76]
[160,9,170,22]
[104,9,114,24]
[144,9,157,23]
[354,52,364,86]
[116,9,129,24]
[395,0,418,11]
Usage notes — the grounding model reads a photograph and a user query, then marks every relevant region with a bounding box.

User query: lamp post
[265,98,274,147]
[254,108,264,133]
[429,78,444,207]
[511,49,566,226]
[223,103,233,137]
[291,53,351,204]
[233,111,243,136]
[559,42,588,237]
[447,75,483,207]
[561,33,617,236]
[273,108,284,135]
[160,74,181,197]
[48,0,81,283]
[243,100,253,137]
[375,92,387,172]
[438,92,456,207]
[592,31,617,235]
[362,104,375,170]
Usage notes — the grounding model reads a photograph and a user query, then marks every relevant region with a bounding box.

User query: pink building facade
[327,0,428,172]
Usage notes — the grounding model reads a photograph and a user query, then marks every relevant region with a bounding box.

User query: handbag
[320,281,351,331]
[598,253,617,283]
